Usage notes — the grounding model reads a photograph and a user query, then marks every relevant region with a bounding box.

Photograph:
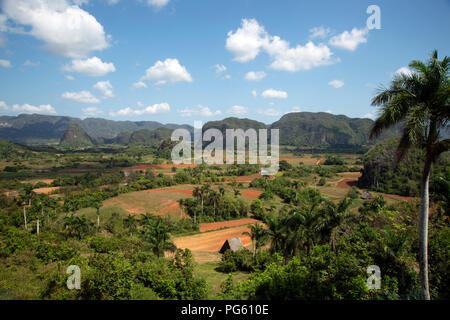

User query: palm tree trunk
[419,156,432,300]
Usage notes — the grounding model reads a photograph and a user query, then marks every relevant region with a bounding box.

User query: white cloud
[0,59,12,68]
[82,107,104,117]
[364,112,376,120]
[394,67,413,77]
[228,105,248,115]
[1,0,110,58]
[258,108,281,117]
[106,0,120,4]
[62,91,100,104]
[261,88,288,99]
[329,28,368,51]
[309,26,331,39]
[141,58,193,85]
[93,80,114,99]
[226,18,269,63]
[65,75,75,80]
[285,106,301,114]
[266,38,335,72]
[147,0,170,8]
[251,90,257,97]
[0,100,56,114]
[178,105,221,117]
[132,81,148,89]
[62,56,116,77]
[110,102,171,116]
[226,18,336,72]
[213,64,226,74]
[325,109,333,114]
[328,80,344,88]
[213,64,231,79]
[244,71,266,82]
[23,60,40,67]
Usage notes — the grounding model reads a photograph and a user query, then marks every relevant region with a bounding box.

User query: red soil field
[241,189,262,198]
[174,226,252,252]
[199,218,260,232]
[144,189,193,195]
[32,187,60,195]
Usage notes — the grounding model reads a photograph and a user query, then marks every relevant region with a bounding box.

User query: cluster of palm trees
[178,184,247,223]
[244,197,353,260]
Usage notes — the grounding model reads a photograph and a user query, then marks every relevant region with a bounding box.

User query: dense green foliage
[359,138,449,197]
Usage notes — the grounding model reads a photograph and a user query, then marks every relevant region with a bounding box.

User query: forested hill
[0,112,400,146]
[270,112,398,146]
[203,112,399,146]
[59,123,95,148]
[0,114,192,145]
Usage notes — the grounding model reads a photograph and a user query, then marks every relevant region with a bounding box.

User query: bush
[89,236,122,253]
[217,249,255,273]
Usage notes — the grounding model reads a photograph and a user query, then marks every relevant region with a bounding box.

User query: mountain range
[0,112,400,147]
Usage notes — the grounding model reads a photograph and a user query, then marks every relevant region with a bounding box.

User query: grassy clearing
[194,262,250,299]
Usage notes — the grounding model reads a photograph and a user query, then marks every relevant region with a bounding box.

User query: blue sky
[0,0,449,125]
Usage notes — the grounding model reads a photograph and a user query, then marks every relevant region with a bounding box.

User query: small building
[361,191,374,200]
[219,237,244,254]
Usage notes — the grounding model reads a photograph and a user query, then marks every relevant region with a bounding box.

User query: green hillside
[59,123,95,148]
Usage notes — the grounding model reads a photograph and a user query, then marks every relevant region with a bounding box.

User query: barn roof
[219,237,244,254]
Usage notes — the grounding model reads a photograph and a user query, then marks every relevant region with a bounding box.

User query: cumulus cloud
[226,18,269,63]
[213,64,231,79]
[110,102,171,116]
[328,80,344,88]
[140,58,193,85]
[244,71,266,82]
[226,18,336,72]
[0,59,12,68]
[213,64,227,74]
[0,100,56,114]
[228,105,248,115]
[177,105,221,117]
[62,91,100,104]
[394,67,413,77]
[0,0,110,58]
[132,81,148,89]
[93,80,114,99]
[65,75,75,80]
[309,26,331,39]
[363,112,376,120]
[285,106,301,114]
[258,108,281,117]
[82,107,104,117]
[251,90,257,97]
[261,89,288,99]
[62,56,116,77]
[329,28,368,51]
[23,60,40,67]
[147,0,170,8]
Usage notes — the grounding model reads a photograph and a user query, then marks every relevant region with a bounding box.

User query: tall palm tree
[177,198,184,219]
[243,223,269,257]
[123,215,137,237]
[264,215,288,254]
[141,217,176,258]
[369,50,449,300]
